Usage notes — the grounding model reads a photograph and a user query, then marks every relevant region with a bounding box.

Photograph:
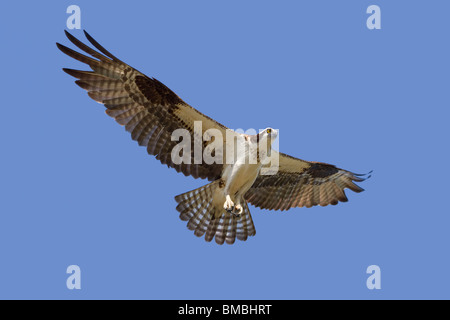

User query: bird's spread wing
[245,151,370,210]
[57,30,231,181]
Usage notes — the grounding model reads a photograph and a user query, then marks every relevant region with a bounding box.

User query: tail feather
[205,215,220,243]
[175,182,216,222]
[175,182,256,245]
[226,217,238,245]
[187,198,212,231]
[193,199,214,238]
[236,202,256,241]
[215,213,232,245]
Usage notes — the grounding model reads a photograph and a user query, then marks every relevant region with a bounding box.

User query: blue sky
[1,1,449,299]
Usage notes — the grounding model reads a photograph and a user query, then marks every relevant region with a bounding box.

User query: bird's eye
[267,129,272,134]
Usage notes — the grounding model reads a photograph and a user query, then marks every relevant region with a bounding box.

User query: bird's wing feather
[57,30,231,181]
[245,151,370,210]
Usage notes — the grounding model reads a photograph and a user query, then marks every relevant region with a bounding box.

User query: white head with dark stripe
[257,127,278,143]
[253,128,277,159]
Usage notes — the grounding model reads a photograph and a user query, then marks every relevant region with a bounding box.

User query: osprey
[57,31,370,245]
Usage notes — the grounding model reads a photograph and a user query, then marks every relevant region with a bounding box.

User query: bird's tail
[175,181,256,245]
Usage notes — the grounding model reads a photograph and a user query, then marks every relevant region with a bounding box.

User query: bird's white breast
[222,136,263,196]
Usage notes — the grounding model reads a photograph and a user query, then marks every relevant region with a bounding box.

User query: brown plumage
[57,30,226,181]
[57,30,370,245]
[246,152,370,210]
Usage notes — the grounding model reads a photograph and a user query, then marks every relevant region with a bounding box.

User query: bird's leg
[232,193,244,216]
[223,195,235,213]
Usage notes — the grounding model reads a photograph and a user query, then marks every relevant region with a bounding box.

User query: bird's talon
[233,204,243,216]
[224,195,235,213]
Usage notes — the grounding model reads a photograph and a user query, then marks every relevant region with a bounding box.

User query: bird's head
[255,128,278,159]
[261,127,278,142]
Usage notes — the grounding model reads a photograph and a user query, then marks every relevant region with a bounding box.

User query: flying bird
[57,30,370,245]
